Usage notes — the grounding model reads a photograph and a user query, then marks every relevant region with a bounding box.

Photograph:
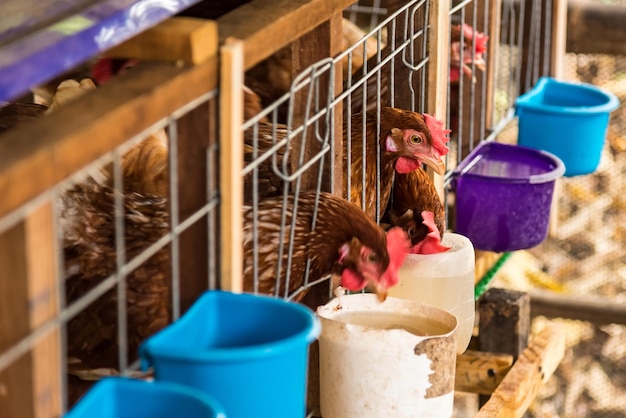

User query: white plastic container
[388,232,475,353]
[317,294,458,418]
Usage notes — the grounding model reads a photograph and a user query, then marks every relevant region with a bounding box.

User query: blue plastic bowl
[515,76,619,176]
[64,377,226,418]
[452,141,565,252]
[140,291,321,418]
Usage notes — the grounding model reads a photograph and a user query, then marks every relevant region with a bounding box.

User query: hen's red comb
[463,24,489,54]
[423,113,451,157]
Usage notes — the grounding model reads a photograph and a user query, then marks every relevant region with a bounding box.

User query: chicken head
[450,24,489,83]
[338,227,410,302]
[384,111,450,175]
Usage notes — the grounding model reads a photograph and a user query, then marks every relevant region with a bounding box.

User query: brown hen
[345,107,449,221]
[243,191,408,301]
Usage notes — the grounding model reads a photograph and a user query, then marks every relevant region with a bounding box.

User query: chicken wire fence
[0,86,221,413]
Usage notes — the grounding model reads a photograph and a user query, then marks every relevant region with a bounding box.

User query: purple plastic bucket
[451,141,565,252]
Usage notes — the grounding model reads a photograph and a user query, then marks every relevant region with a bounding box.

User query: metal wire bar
[112,148,129,374]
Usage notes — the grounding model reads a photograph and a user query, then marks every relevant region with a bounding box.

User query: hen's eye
[367,253,378,263]
[409,134,423,144]
[407,227,416,237]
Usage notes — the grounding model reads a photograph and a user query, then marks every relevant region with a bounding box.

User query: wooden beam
[105,18,218,65]
[566,0,626,56]
[0,58,218,220]
[217,0,356,70]
[455,350,514,395]
[530,291,626,326]
[0,202,60,418]
[476,323,565,418]
[219,38,245,293]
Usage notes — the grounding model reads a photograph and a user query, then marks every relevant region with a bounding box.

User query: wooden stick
[219,38,244,293]
[476,323,566,417]
[105,18,218,64]
[455,350,514,395]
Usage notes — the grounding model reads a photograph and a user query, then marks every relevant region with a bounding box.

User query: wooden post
[550,0,567,79]
[0,202,61,418]
[478,288,531,406]
[219,38,245,293]
[426,0,451,201]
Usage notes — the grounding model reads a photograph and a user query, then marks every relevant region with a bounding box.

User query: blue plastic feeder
[515,76,619,176]
[64,377,226,418]
[452,141,565,252]
[140,291,321,418]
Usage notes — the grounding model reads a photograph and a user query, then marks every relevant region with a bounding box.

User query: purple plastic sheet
[0,0,202,104]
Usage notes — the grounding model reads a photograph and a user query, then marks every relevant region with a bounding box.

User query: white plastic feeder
[317,294,458,418]
[388,232,475,354]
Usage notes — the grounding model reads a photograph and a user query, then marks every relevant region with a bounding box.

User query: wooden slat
[0,202,60,418]
[219,38,244,293]
[0,58,218,220]
[455,350,514,395]
[476,323,565,418]
[217,0,356,70]
[290,15,344,194]
[105,18,218,64]
[176,101,213,313]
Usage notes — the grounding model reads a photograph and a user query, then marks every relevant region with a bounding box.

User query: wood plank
[0,202,60,418]
[105,18,218,65]
[290,15,343,194]
[176,101,213,314]
[217,0,356,70]
[219,38,244,293]
[484,0,502,130]
[455,350,514,395]
[476,323,565,418]
[0,57,218,220]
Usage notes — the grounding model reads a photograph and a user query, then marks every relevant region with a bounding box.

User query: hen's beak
[421,155,446,176]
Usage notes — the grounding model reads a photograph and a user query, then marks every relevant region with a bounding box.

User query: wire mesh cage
[239,0,438,309]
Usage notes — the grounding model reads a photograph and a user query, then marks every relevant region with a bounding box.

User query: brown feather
[387,168,445,245]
